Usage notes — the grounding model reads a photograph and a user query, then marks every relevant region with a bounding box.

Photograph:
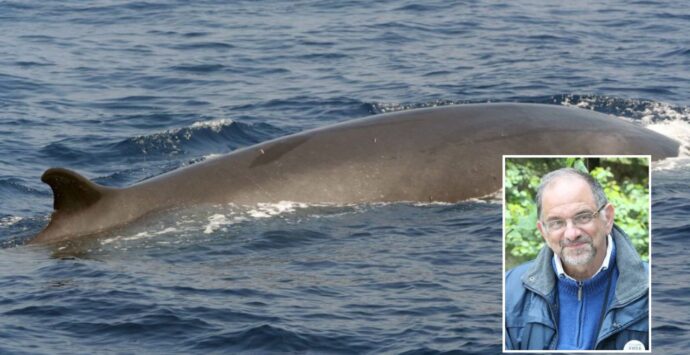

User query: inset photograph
[503,156,651,352]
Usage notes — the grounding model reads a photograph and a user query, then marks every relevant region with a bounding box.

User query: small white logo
[623,339,645,351]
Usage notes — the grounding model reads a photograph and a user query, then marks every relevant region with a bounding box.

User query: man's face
[537,175,614,270]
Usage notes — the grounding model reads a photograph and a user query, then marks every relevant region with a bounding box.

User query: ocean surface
[1,0,689,353]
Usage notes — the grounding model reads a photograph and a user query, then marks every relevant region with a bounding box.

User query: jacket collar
[609,224,648,306]
[521,224,648,305]
[521,243,557,298]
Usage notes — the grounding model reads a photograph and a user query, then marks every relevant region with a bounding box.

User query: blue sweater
[555,243,618,350]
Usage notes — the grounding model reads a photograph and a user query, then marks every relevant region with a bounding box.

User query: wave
[0,178,46,197]
[0,214,48,248]
[33,118,288,188]
[0,177,51,220]
[370,94,689,122]
[553,94,689,122]
[0,216,23,228]
[189,323,368,353]
[229,96,374,129]
[112,118,283,157]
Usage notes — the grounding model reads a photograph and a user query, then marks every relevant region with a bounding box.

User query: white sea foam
[201,202,309,233]
[247,201,310,218]
[561,98,690,162]
[191,118,235,132]
[652,156,690,171]
[561,96,594,110]
[101,227,179,244]
[638,102,690,169]
[201,153,223,161]
[202,214,247,234]
[411,201,454,207]
[646,119,690,156]
[638,101,690,124]
[473,189,504,204]
[0,216,23,227]
[130,118,235,154]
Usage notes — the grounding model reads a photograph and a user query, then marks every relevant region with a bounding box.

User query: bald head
[536,168,608,220]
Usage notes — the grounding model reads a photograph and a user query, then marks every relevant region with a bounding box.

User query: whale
[28,103,680,245]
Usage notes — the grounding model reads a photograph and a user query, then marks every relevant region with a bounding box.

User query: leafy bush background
[505,157,650,270]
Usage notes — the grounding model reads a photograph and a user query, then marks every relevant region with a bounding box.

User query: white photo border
[502,155,652,353]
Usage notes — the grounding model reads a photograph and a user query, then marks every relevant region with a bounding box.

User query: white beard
[560,239,596,266]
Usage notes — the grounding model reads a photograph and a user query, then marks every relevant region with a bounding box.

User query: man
[505,168,649,351]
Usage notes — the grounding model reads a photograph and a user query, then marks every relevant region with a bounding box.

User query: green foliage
[505,157,649,270]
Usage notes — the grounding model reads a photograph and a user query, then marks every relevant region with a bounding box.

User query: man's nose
[563,220,581,241]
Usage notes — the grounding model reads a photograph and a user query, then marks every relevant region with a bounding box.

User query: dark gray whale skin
[29,103,680,244]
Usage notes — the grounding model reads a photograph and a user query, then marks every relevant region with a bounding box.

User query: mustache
[560,235,593,248]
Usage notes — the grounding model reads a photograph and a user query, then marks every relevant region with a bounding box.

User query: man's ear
[604,203,615,232]
[537,220,547,241]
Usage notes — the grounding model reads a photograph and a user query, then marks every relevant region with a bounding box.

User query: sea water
[1,0,690,353]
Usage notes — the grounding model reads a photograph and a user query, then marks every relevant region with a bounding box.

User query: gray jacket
[505,225,649,350]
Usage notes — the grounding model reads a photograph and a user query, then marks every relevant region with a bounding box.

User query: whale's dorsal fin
[41,168,109,213]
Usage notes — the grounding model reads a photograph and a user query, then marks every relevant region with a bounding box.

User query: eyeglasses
[542,204,606,233]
